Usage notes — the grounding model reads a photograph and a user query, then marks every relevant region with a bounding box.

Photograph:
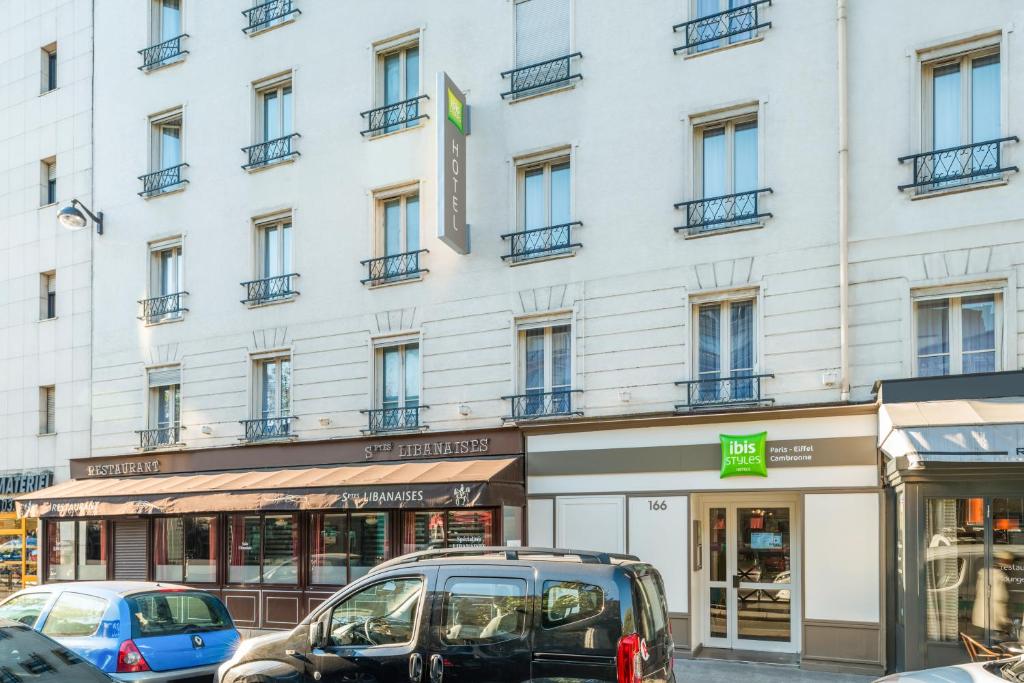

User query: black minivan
[217,547,676,683]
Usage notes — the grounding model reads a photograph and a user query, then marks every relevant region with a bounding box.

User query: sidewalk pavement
[674,658,877,682]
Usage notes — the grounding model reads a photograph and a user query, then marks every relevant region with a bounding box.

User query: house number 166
[648,500,668,511]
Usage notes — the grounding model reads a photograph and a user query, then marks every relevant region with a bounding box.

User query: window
[371,342,420,432]
[45,520,107,581]
[39,386,55,435]
[915,292,1000,377]
[694,298,758,403]
[256,356,291,420]
[383,193,420,263]
[227,513,299,585]
[145,366,180,448]
[248,218,296,301]
[41,158,56,206]
[153,516,216,583]
[143,242,185,323]
[507,0,576,98]
[686,0,767,53]
[247,77,297,168]
[402,511,496,555]
[508,154,577,261]
[442,577,528,645]
[126,591,231,638]
[141,0,186,71]
[329,578,423,647]
[310,512,390,585]
[41,44,57,93]
[927,50,1000,157]
[516,323,572,417]
[152,0,182,45]
[244,0,299,34]
[375,41,420,134]
[143,110,186,196]
[40,272,56,320]
[0,593,51,627]
[542,581,605,628]
[41,593,108,638]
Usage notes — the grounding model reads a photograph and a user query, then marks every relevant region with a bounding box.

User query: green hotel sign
[720,432,768,478]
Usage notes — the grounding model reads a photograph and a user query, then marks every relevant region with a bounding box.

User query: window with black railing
[143,368,180,450]
[245,219,296,304]
[246,80,297,170]
[898,137,1018,193]
[364,192,423,285]
[673,0,771,55]
[241,273,298,305]
[138,425,180,451]
[142,111,186,197]
[139,292,188,324]
[676,374,774,410]
[243,133,300,170]
[139,34,188,71]
[675,188,772,235]
[361,250,428,286]
[139,163,188,197]
[363,406,425,434]
[242,417,294,442]
[360,95,429,137]
[366,343,422,433]
[502,53,582,99]
[502,222,581,262]
[246,356,292,442]
[243,0,300,34]
[504,390,581,421]
[505,324,579,421]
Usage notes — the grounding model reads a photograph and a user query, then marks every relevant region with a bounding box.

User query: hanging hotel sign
[0,470,53,513]
[437,72,469,254]
[720,432,768,478]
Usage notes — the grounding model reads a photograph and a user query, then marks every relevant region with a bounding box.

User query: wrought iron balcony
[242,133,300,170]
[676,373,774,411]
[503,390,582,421]
[138,292,188,323]
[139,163,189,197]
[242,416,295,442]
[898,136,1019,192]
[673,0,771,54]
[137,426,180,451]
[139,34,189,71]
[501,53,582,99]
[362,406,425,434]
[502,222,582,262]
[674,188,772,235]
[360,95,430,136]
[243,0,300,34]
[241,273,299,305]
[361,250,428,285]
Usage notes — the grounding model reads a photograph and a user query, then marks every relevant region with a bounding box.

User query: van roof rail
[369,546,641,574]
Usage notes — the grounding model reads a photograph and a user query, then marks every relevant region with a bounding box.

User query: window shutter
[45,388,55,433]
[46,274,55,294]
[148,366,181,387]
[114,521,149,581]
[47,162,56,181]
[515,0,570,68]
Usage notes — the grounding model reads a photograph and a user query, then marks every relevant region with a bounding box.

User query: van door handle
[429,654,444,683]
[409,653,423,682]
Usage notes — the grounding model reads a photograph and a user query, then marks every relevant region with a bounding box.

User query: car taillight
[617,633,643,683]
[116,640,151,674]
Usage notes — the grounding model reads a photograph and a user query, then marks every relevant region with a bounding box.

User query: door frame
[693,492,802,654]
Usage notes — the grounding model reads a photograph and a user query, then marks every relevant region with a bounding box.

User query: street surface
[675,658,875,682]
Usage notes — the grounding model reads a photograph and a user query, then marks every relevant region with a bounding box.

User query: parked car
[0,617,115,681]
[0,581,241,682]
[875,656,1024,682]
[218,546,675,683]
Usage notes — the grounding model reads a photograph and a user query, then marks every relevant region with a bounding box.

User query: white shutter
[45,387,55,433]
[114,521,149,581]
[46,162,56,181]
[46,274,55,294]
[515,0,570,68]
[148,366,181,387]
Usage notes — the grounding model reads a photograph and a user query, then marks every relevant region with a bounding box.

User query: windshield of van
[126,591,232,638]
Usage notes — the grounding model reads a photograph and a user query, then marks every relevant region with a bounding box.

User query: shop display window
[402,510,495,554]
[0,516,38,590]
[350,513,389,580]
[310,512,390,585]
[226,513,299,585]
[154,516,217,583]
[45,520,107,582]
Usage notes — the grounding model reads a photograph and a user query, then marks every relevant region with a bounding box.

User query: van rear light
[116,639,151,673]
[616,633,643,683]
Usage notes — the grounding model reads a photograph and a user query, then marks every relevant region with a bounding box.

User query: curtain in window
[933,64,961,151]
[156,385,179,430]
[728,0,754,44]
[551,325,571,413]
[384,200,401,258]
[263,91,280,141]
[696,0,723,51]
[384,53,401,106]
[405,48,419,100]
[524,328,545,415]
[160,125,181,169]
[698,303,722,402]
[160,0,181,42]
[733,122,758,194]
[702,128,727,199]
[916,299,950,377]
[404,345,420,409]
[730,300,755,399]
[154,518,184,582]
[406,196,420,253]
[524,168,545,230]
[961,295,996,374]
[159,249,180,297]
[550,163,571,248]
[382,348,400,410]
[972,55,1000,174]
[261,361,278,418]
[515,0,570,68]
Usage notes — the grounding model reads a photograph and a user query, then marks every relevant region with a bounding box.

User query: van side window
[41,593,109,638]
[329,578,423,647]
[542,581,605,628]
[442,578,527,645]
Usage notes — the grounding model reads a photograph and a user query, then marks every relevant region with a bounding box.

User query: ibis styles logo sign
[720,432,768,478]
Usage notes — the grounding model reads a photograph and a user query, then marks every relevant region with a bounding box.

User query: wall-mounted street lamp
[57,199,104,235]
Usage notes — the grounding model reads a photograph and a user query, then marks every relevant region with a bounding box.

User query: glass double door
[703,501,798,652]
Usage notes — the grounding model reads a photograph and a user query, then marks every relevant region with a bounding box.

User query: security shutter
[114,521,149,581]
[44,387,55,434]
[515,0,570,68]
[148,366,181,387]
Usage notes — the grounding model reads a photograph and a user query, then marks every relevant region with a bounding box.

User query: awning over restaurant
[879,398,1024,468]
[16,457,525,518]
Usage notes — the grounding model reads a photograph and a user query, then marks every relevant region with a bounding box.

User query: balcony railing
[362,406,425,434]
[675,373,774,410]
[241,273,299,305]
[139,164,189,197]
[138,292,188,323]
[673,0,771,54]
[243,0,300,34]
[242,133,300,170]
[503,390,582,421]
[502,222,582,262]
[139,34,189,71]
[242,416,295,442]
[361,250,428,285]
[898,136,1019,192]
[360,95,430,136]
[674,188,772,235]
[137,426,180,451]
[501,53,582,99]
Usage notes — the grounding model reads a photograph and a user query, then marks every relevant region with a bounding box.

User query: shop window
[329,577,423,647]
[227,514,298,585]
[40,592,108,638]
[310,512,389,585]
[915,292,1001,377]
[441,577,528,645]
[153,516,217,583]
[402,510,495,555]
[46,520,107,582]
[542,581,605,628]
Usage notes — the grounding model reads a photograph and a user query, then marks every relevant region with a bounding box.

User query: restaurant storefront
[16,429,524,631]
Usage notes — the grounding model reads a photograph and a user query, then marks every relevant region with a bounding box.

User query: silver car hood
[878,661,1009,682]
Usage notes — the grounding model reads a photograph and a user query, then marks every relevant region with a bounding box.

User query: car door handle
[409,653,424,683]
[429,654,444,683]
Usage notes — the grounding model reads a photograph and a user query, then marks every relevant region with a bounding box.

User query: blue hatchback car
[0,581,241,682]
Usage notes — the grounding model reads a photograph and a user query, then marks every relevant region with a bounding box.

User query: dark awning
[16,457,524,518]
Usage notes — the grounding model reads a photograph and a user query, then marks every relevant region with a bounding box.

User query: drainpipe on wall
[837,0,851,402]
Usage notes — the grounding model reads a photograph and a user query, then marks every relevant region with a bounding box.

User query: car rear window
[634,572,668,641]
[126,591,232,638]
[542,581,605,628]
[0,592,51,627]
[41,592,108,638]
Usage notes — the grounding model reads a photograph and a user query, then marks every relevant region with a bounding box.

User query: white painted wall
[804,493,881,623]
[629,495,688,614]
[527,498,554,547]
[556,496,625,554]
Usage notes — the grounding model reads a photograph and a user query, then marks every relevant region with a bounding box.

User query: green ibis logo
[720,432,768,478]
[446,88,464,133]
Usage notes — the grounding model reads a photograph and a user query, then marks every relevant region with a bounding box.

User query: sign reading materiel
[437,72,469,254]
[0,470,53,513]
[720,432,768,478]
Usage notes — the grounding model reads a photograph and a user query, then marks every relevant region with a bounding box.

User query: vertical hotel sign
[437,72,469,254]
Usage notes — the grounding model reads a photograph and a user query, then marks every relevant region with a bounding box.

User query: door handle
[732,574,740,589]
[409,653,423,683]
[429,654,444,683]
